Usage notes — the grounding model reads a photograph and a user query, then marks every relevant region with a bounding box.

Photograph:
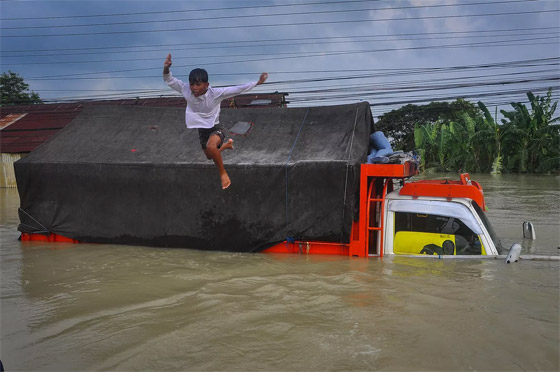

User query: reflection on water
[1,174,559,371]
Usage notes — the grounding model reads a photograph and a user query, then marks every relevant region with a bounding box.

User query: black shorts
[198,124,226,150]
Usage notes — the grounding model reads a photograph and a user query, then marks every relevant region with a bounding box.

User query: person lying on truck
[163,53,268,189]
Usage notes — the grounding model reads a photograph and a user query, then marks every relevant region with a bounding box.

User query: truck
[263,163,503,257]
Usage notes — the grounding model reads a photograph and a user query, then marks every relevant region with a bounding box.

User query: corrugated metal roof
[1,94,288,153]
[0,113,27,130]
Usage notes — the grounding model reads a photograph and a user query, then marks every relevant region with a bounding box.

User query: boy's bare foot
[221,173,231,189]
[220,138,234,151]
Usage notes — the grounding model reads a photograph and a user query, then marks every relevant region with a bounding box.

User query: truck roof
[396,174,486,211]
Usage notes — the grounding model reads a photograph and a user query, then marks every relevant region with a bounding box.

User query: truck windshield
[473,202,503,254]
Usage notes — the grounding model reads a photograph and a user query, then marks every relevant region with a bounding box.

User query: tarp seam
[285,107,310,240]
[340,104,360,242]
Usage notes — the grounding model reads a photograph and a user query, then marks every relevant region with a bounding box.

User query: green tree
[474,102,503,174]
[377,99,480,151]
[446,114,479,173]
[0,70,42,106]
[415,114,483,173]
[500,89,559,173]
[414,90,559,174]
[414,122,439,170]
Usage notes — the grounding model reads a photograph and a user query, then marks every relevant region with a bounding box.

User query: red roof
[1,94,288,153]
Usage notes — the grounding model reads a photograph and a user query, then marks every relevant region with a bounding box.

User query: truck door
[387,200,486,255]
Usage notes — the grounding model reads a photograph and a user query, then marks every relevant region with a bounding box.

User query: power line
[0,0,375,20]
[277,69,559,93]
[24,56,560,81]
[34,72,559,95]
[3,26,557,54]
[3,31,558,60]
[5,36,558,66]
[284,79,559,102]
[289,86,560,106]
[2,9,557,38]
[11,76,556,110]
[25,62,558,102]
[32,61,559,88]
[37,83,558,106]
[0,0,533,30]
[20,43,560,81]
[0,0,530,22]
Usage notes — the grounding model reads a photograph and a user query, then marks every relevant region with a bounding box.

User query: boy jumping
[163,54,268,189]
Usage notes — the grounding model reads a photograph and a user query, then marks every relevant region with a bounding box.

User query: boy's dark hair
[189,68,208,84]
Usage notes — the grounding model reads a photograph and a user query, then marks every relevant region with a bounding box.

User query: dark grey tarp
[15,102,373,252]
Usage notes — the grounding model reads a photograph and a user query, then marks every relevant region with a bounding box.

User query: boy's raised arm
[163,53,172,75]
[163,54,184,93]
[257,72,268,85]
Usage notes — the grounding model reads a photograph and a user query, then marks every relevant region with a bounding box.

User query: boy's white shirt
[164,72,257,129]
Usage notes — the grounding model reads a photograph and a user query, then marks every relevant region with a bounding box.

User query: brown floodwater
[1,173,558,371]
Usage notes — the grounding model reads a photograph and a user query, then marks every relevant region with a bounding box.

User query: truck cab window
[394,212,483,255]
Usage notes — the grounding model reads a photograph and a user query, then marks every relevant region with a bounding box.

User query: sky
[1,0,559,119]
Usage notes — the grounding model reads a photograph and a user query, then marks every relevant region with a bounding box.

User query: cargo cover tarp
[15,102,373,252]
